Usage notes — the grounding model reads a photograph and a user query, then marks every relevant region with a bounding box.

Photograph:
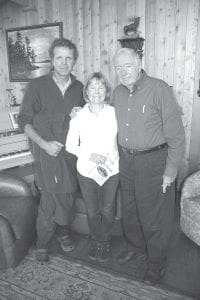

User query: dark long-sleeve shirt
[112,70,185,180]
[18,72,84,143]
[18,72,84,192]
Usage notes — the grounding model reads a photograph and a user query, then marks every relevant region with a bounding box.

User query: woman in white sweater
[66,72,119,262]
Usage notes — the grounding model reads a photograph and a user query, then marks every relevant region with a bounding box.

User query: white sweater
[66,104,119,185]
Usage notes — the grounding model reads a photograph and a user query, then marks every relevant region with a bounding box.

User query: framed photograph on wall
[9,111,19,129]
[6,22,63,82]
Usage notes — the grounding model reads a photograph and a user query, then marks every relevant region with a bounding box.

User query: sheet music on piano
[0,110,33,170]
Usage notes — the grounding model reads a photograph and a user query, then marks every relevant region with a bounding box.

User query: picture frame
[6,22,63,82]
[9,111,19,129]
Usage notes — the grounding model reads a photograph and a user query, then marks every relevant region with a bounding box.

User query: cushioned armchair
[0,174,36,269]
[180,170,200,246]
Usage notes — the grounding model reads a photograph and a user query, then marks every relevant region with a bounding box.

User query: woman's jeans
[78,173,119,243]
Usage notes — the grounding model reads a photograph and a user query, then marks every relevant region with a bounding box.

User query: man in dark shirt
[18,38,84,262]
[112,47,185,284]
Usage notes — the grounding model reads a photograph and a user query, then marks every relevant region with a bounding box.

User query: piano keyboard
[0,133,34,170]
[0,149,33,170]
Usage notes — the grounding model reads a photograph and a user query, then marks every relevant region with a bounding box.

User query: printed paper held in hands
[88,156,115,186]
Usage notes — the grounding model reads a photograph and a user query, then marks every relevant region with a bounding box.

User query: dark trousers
[119,147,175,270]
[78,173,119,243]
[36,190,75,248]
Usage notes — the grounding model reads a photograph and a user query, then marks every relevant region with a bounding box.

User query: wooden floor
[49,196,200,300]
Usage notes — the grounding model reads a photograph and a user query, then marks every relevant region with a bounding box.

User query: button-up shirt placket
[124,92,134,148]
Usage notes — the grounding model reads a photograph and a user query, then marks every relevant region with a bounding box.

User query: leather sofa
[0,174,36,270]
[0,171,121,270]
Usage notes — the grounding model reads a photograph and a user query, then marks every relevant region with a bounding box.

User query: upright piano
[0,110,33,171]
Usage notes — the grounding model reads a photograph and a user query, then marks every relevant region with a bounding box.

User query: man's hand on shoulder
[70,106,83,119]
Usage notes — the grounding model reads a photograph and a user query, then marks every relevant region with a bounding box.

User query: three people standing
[19,35,185,286]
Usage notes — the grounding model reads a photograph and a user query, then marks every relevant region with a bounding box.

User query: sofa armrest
[181,170,200,199]
[0,174,32,198]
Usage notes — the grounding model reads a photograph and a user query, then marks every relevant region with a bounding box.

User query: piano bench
[0,174,36,270]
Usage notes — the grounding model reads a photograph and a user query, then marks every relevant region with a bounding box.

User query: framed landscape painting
[6,22,63,82]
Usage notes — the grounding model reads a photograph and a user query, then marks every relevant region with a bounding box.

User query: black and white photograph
[0,1,199,300]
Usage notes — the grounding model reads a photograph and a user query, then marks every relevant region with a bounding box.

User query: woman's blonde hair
[83,72,111,104]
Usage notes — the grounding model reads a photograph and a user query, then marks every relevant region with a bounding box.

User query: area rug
[0,250,195,300]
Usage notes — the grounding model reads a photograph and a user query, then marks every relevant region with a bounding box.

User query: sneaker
[117,250,136,264]
[97,242,111,263]
[117,249,146,264]
[57,235,75,252]
[36,249,49,262]
[144,267,164,285]
[88,243,97,261]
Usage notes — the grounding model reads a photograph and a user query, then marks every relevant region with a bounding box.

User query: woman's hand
[89,153,107,164]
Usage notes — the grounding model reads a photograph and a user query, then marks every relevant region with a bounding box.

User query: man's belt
[121,143,167,156]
